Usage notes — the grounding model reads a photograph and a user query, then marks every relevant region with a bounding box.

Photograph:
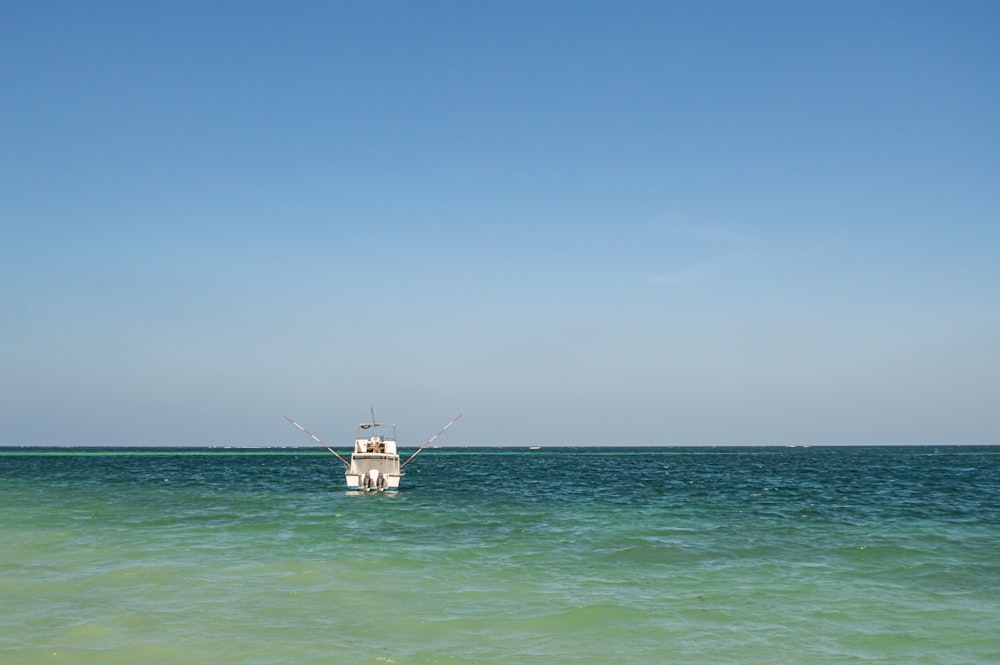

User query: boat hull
[346,450,402,492]
[345,472,401,492]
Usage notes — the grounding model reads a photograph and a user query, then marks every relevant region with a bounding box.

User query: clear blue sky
[2,1,998,446]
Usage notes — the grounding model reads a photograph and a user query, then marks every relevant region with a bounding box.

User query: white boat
[345,420,401,492]
[284,411,462,492]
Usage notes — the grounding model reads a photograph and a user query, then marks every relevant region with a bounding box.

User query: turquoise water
[2,446,998,664]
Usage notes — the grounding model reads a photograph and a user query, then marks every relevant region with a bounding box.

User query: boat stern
[345,467,400,492]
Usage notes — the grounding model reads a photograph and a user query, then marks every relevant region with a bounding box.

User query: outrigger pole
[400,413,463,470]
[283,415,351,468]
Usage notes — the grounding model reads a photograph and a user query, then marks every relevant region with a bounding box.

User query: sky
[2,1,998,447]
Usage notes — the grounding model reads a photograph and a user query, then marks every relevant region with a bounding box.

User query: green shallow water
[1,446,998,664]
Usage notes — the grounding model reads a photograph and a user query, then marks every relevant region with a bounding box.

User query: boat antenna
[283,415,350,468]
[370,404,378,436]
[400,413,463,470]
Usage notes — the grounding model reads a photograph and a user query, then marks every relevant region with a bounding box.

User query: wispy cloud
[645,221,756,287]
[648,266,707,286]
[646,218,845,287]
[676,225,760,247]
[645,219,762,248]
[794,239,847,261]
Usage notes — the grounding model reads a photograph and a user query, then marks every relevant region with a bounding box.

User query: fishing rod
[283,416,351,468]
[400,413,463,470]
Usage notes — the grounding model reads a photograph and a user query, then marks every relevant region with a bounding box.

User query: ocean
[1,446,998,664]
